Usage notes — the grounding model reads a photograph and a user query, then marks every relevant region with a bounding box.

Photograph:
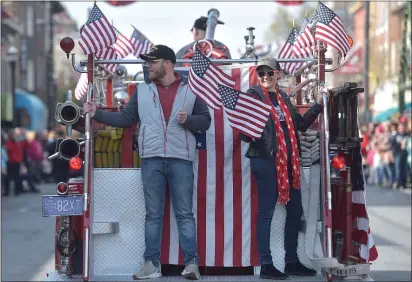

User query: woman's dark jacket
[240,85,322,158]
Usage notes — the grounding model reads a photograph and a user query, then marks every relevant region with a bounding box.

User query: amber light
[69,157,83,171]
[57,182,69,195]
[347,35,353,47]
[331,155,346,170]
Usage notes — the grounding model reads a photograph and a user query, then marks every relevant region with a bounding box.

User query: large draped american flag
[156,64,377,266]
[156,63,378,266]
[160,65,261,266]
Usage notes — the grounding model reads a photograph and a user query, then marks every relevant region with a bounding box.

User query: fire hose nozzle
[55,101,83,126]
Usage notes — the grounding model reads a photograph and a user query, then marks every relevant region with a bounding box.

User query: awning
[372,102,412,123]
[1,90,48,131]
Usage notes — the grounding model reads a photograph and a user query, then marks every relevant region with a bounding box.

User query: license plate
[42,195,84,217]
[330,267,357,276]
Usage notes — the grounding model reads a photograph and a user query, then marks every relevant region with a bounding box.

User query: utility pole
[398,3,410,115]
[46,2,55,129]
[364,1,370,123]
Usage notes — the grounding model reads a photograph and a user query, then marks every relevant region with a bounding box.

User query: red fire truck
[42,8,377,282]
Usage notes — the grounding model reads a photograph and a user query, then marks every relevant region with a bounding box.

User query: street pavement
[1,182,411,281]
[1,182,57,282]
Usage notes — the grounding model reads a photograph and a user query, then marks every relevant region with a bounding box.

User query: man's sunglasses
[257,70,280,78]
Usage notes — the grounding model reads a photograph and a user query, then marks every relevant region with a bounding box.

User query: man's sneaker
[181,263,201,280]
[132,261,161,280]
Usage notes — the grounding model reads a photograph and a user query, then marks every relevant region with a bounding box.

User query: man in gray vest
[175,16,232,64]
[83,45,211,280]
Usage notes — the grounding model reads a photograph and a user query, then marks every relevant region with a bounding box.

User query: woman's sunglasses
[257,70,280,78]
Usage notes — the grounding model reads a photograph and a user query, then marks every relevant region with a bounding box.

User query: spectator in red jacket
[4,130,24,196]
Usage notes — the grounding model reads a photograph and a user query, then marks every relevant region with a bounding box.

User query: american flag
[350,145,379,262]
[158,65,377,267]
[130,25,153,58]
[219,84,271,139]
[112,26,134,59]
[188,47,236,110]
[96,46,119,73]
[74,73,88,101]
[314,1,351,57]
[78,3,116,55]
[293,18,315,58]
[278,27,300,75]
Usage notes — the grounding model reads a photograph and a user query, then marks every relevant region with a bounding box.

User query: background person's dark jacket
[240,85,322,158]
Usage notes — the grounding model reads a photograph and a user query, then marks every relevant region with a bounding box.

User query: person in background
[47,130,70,183]
[406,120,412,186]
[240,58,321,280]
[376,122,394,187]
[2,134,8,195]
[4,130,24,196]
[26,131,43,184]
[175,16,231,62]
[392,123,409,189]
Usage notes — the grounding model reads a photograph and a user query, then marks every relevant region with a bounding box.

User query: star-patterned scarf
[260,84,301,205]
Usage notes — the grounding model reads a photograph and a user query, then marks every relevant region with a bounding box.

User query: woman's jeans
[250,155,303,265]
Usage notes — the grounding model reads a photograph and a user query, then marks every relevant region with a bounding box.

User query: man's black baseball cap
[190,16,224,32]
[139,45,176,64]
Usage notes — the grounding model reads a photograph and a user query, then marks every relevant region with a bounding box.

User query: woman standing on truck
[240,58,324,280]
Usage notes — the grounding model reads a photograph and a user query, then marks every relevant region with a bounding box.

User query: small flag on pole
[313,1,351,56]
[78,3,116,55]
[112,26,134,59]
[130,25,154,58]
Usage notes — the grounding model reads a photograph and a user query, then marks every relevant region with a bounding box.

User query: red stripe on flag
[352,203,367,219]
[231,68,243,267]
[197,150,207,266]
[214,108,225,266]
[248,66,260,265]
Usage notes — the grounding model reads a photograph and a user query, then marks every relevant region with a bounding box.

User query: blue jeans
[141,157,198,267]
[394,153,408,186]
[250,156,303,265]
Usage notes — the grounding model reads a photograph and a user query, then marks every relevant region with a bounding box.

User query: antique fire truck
[43,8,375,282]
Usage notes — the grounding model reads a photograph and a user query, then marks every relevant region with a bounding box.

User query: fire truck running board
[44,272,373,281]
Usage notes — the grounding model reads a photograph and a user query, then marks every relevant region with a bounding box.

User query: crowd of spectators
[361,114,411,190]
